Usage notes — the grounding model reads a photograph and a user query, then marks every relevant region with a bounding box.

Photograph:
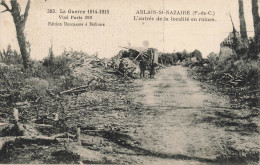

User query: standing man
[118,59,125,76]
[149,61,155,78]
[139,59,146,78]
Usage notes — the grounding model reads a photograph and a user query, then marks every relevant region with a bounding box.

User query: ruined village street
[1,64,258,164]
[118,65,259,164]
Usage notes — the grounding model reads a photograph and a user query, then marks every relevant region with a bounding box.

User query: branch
[1,9,9,13]
[0,0,11,13]
[22,0,30,24]
[60,85,90,95]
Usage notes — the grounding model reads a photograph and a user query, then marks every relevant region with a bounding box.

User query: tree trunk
[1,0,31,69]
[238,0,249,45]
[15,24,30,68]
[252,0,260,53]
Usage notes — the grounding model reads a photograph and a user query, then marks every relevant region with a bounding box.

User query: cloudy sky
[0,0,258,59]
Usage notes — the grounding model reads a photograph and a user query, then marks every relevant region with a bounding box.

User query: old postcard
[0,0,259,164]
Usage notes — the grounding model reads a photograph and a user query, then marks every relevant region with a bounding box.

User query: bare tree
[0,0,31,68]
[252,0,260,53]
[238,0,248,45]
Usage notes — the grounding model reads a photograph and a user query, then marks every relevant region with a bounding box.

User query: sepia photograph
[0,0,259,164]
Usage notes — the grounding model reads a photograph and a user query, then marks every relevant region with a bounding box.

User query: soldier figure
[118,59,125,76]
[149,61,155,78]
[139,60,146,78]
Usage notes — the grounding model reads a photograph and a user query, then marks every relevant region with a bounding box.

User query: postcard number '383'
[47,9,56,13]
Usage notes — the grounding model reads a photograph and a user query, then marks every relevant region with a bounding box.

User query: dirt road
[1,65,258,164]
[120,66,259,164]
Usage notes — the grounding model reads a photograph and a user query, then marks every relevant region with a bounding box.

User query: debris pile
[108,47,161,78]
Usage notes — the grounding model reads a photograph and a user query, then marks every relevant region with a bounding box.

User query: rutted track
[115,66,259,164]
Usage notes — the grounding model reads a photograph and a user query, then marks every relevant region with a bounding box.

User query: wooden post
[152,49,155,62]
[54,113,59,121]
[13,108,19,122]
[36,107,39,120]
[77,126,81,145]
